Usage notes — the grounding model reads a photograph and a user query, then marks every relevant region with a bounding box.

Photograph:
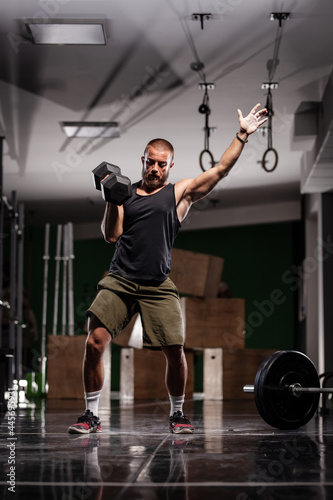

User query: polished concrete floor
[1,396,333,499]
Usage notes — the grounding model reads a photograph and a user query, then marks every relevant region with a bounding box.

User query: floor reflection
[0,398,332,499]
[68,434,103,500]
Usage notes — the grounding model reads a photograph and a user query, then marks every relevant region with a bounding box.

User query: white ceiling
[0,0,332,227]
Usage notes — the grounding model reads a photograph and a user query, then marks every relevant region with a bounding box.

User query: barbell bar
[243,350,333,430]
[244,384,333,394]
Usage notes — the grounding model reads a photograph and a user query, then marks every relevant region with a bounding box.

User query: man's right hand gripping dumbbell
[92,162,132,205]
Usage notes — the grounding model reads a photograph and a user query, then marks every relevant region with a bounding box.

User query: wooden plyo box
[120,348,194,400]
[203,348,276,400]
[181,297,245,349]
[169,248,224,297]
[47,335,111,402]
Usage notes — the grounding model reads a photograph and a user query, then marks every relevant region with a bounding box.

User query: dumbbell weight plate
[101,173,132,205]
[92,162,121,190]
[254,350,320,429]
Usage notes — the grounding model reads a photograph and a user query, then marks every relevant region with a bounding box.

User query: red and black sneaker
[169,411,194,434]
[68,410,102,434]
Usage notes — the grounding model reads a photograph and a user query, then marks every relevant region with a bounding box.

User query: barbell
[243,350,333,430]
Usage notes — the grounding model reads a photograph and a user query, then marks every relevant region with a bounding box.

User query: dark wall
[322,193,333,372]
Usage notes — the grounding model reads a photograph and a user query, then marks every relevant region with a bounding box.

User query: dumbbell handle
[101,173,111,183]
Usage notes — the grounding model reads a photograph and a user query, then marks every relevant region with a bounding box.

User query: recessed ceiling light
[61,122,120,138]
[25,19,107,45]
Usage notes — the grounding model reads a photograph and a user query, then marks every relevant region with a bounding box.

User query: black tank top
[109,181,181,284]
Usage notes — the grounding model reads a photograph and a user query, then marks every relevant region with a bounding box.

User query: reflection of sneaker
[68,434,102,450]
[68,410,102,434]
[171,435,192,447]
[169,411,194,434]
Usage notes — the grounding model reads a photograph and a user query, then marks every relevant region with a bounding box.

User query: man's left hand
[238,103,268,135]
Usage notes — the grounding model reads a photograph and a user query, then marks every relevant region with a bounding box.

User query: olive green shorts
[87,273,184,349]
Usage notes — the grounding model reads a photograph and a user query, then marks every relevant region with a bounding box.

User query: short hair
[144,138,174,161]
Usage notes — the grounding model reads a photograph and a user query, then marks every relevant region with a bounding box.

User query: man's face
[141,146,174,190]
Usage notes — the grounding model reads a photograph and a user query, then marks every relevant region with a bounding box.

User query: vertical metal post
[0,137,4,348]
[52,224,62,335]
[41,223,50,393]
[67,223,74,336]
[61,224,68,335]
[16,203,24,381]
[8,191,17,388]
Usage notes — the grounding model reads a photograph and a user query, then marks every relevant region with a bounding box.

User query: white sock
[169,394,185,416]
[85,390,102,417]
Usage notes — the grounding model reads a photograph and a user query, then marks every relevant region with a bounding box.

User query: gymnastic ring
[199,149,215,172]
[262,148,278,172]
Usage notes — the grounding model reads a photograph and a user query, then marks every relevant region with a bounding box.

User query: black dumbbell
[92,161,132,205]
[92,162,120,190]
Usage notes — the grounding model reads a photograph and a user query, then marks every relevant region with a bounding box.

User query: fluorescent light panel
[61,122,120,138]
[26,21,106,45]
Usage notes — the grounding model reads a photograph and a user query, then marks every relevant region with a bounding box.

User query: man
[68,103,267,435]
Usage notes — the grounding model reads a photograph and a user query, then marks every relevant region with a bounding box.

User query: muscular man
[68,103,267,435]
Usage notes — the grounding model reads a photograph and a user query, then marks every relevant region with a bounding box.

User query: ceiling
[0,0,333,228]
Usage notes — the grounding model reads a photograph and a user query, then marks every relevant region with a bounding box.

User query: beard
[141,168,168,190]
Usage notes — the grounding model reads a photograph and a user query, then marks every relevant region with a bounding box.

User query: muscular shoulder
[174,178,195,223]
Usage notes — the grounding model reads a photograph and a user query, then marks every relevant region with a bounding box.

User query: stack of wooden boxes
[47,334,111,403]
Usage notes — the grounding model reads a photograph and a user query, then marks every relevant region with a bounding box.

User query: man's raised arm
[175,103,268,222]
